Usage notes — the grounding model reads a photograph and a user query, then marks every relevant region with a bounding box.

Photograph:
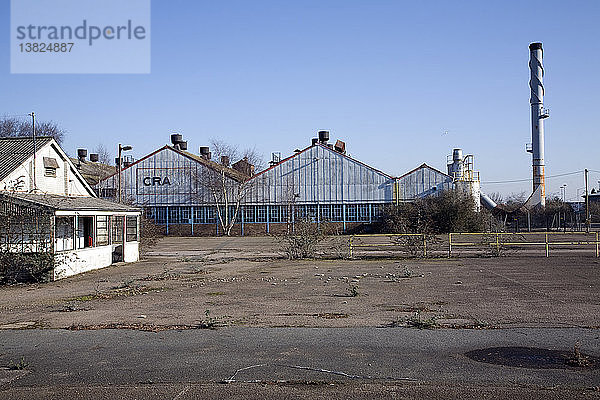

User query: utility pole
[585,168,590,232]
[117,144,122,203]
[29,112,37,192]
[117,143,132,203]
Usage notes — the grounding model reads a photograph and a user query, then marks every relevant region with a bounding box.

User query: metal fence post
[496,233,500,255]
[596,232,599,258]
[349,236,353,259]
[448,233,452,257]
[545,233,549,257]
[423,234,427,257]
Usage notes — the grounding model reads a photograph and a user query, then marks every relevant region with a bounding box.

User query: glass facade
[146,204,382,225]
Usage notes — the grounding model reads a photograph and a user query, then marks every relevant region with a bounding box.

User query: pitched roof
[69,158,116,186]
[249,143,394,181]
[100,145,250,183]
[1,192,140,212]
[174,147,249,182]
[396,163,451,180]
[0,136,53,181]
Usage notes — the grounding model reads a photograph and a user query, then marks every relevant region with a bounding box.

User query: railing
[449,232,599,257]
[349,233,431,258]
[349,232,600,258]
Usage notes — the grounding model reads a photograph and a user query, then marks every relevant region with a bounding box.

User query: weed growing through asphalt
[198,309,226,329]
[406,311,437,329]
[346,284,359,297]
[567,341,591,367]
[8,356,29,370]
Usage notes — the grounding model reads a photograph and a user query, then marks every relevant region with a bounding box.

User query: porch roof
[1,193,140,213]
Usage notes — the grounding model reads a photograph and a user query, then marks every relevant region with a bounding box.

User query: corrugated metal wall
[245,145,394,205]
[396,165,453,201]
[97,144,453,208]
[96,147,241,206]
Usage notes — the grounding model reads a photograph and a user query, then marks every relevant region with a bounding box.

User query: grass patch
[405,311,438,329]
[316,312,348,319]
[66,286,167,303]
[8,356,29,371]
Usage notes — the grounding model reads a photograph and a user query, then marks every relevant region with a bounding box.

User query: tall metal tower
[528,42,549,207]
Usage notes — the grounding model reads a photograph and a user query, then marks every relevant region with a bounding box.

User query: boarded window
[97,216,109,246]
[43,157,59,178]
[126,216,138,242]
[44,167,57,177]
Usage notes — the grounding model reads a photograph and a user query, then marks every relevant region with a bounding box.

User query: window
[295,205,307,221]
[180,207,191,222]
[320,204,331,221]
[228,206,239,223]
[154,207,166,224]
[168,207,179,224]
[111,216,123,244]
[77,216,94,248]
[358,204,370,222]
[206,206,217,223]
[194,207,205,223]
[306,205,317,221]
[372,204,384,220]
[244,206,255,223]
[256,206,267,222]
[126,216,138,242]
[269,205,280,223]
[97,216,109,246]
[55,217,74,252]
[332,205,343,222]
[346,204,358,222]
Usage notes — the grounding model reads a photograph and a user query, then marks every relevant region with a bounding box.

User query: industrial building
[97,131,483,235]
[0,136,141,280]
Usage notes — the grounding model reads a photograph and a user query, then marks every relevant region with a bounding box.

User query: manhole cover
[465,346,599,369]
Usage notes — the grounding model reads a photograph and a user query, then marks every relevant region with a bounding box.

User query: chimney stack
[528,42,548,208]
[77,148,87,163]
[318,130,330,144]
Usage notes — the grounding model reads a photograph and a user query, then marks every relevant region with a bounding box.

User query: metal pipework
[529,42,548,207]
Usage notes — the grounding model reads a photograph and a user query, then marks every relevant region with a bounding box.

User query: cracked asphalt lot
[1,237,599,399]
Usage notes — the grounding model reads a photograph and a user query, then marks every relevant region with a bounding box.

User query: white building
[0,136,141,281]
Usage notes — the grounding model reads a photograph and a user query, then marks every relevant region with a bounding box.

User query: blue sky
[1,0,599,201]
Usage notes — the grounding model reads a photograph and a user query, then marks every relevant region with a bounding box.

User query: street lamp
[117,144,133,203]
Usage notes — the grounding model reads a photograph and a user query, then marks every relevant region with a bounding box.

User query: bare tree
[0,116,66,144]
[193,139,263,236]
[503,191,527,213]
[488,192,503,204]
[93,143,112,165]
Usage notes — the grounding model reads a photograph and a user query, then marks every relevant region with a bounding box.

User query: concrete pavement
[0,327,599,398]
